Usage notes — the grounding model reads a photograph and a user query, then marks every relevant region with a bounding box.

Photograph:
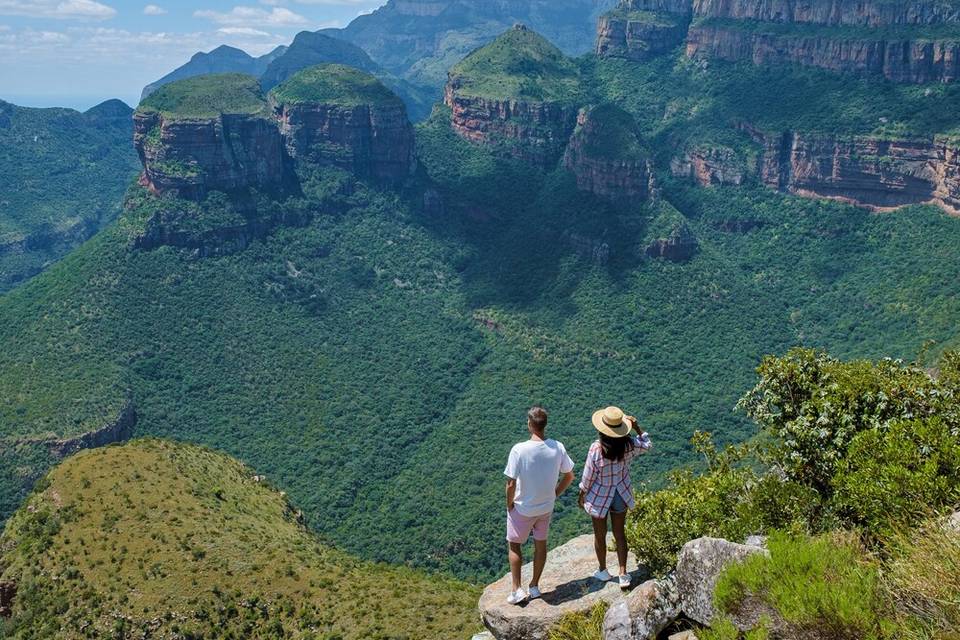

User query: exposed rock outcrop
[644,205,698,261]
[0,579,15,618]
[479,534,646,640]
[45,401,137,459]
[562,105,653,202]
[670,144,746,186]
[270,65,416,184]
[691,0,960,27]
[133,74,284,200]
[674,537,768,626]
[603,576,681,640]
[444,25,582,168]
[686,23,960,84]
[596,0,692,60]
[743,124,960,214]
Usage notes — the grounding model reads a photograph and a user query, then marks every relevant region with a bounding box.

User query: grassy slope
[0,100,139,292]
[0,439,480,638]
[269,64,402,107]
[447,27,583,102]
[138,73,269,120]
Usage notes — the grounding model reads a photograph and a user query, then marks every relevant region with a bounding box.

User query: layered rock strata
[743,124,960,213]
[272,99,415,184]
[597,0,693,60]
[562,105,653,202]
[134,111,283,200]
[444,84,579,167]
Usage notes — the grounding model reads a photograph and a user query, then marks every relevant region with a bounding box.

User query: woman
[578,405,652,588]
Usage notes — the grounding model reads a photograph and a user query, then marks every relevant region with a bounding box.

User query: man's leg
[531,539,547,588]
[508,542,523,591]
[591,516,608,571]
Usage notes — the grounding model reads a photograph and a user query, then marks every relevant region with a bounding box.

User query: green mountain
[5,20,960,589]
[446,25,583,102]
[140,44,288,101]
[325,0,617,88]
[0,99,139,293]
[0,439,480,638]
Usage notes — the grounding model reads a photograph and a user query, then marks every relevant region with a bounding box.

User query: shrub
[831,417,960,539]
[713,531,889,640]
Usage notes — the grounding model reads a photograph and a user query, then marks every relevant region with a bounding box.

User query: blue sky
[0,0,385,110]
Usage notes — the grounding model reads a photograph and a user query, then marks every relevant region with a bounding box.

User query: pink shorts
[506,508,552,543]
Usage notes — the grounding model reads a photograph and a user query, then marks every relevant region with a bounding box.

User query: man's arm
[555,470,574,497]
[506,478,517,511]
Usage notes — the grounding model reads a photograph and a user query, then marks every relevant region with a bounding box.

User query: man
[503,405,575,604]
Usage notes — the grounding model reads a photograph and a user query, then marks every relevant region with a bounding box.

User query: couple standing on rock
[503,405,652,605]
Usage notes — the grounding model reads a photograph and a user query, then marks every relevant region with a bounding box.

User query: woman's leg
[611,509,628,575]
[591,516,608,571]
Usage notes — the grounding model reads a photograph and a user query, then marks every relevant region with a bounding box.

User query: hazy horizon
[0,0,385,111]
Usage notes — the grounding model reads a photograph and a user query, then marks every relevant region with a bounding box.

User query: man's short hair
[527,406,548,431]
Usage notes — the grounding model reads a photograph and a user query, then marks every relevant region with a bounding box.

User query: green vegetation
[447,26,583,102]
[0,99,139,292]
[570,103,646,161]
[627,348,960,573]
[269,63,403,108]
[0,439,481,638]
[547,602,608,640]
[705,522,960,640]
[605,8,686,27]
[137,73,269,120]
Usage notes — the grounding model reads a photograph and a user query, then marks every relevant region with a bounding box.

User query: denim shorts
[610,492,628,514]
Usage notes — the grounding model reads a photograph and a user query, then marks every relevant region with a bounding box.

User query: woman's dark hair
[599,433,635,462]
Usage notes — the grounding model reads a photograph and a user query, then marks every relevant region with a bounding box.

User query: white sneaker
[506,588,528,605]
[528,585,541,599]
[618,574,631,588]
[593,569,611,581]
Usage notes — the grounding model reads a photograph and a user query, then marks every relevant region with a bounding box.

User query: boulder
[602,576,681,640]
[479,534,644,640]
[471,633,495,640]
[674,537,768,626]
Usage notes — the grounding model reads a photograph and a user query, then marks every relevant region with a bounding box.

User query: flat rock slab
[480,534,643,640]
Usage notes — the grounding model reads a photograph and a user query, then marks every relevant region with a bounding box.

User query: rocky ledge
[670,144,746,187]
[562,105,653,202]
[479,534,647,640]
[477,534,767,640]
[744,124,960,214]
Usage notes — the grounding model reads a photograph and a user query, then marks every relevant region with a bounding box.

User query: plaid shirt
[579,433,652,518]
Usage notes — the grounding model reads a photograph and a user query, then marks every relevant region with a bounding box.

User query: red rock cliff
[443,82,580,168]
[271,99,415,184]
[561,105,653,202]
[133,111,284,199]
[596,0,692,60]
[743,124,960,214]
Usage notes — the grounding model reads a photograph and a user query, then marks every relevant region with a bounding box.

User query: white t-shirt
[504,438,575,517]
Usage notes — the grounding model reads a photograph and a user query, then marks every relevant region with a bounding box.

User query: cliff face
[743,124,960,213]
[444,83,580,168]
[133,110,284,200]
[272,101,415,184]
[561,105,653,201]
[686,23,960,83]
[670,144,747,186]
[691,0,960,26]
[596,0,692,60]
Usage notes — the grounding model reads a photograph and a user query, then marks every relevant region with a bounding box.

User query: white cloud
[143,4,166,15]
[0,0,117,20]
[217,26,272,37]
[194,6,307,27]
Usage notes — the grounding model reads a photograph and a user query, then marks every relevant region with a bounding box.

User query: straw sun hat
[591,406,636,438]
